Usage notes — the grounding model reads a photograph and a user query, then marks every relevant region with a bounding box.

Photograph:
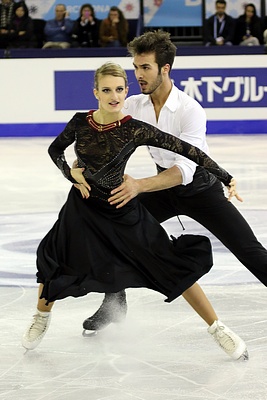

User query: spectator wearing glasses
[43,3,73,49]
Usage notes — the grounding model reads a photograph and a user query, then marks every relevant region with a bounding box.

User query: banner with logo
[25,0,139,20]
[143,0,202,27]
[0,55,266,136]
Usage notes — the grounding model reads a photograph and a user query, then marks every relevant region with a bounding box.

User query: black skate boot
[83,291,127,333]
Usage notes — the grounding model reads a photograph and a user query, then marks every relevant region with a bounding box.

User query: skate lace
[213,326,236,352]
[29,314,48,336]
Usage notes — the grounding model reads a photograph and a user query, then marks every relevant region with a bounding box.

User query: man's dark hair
[216,0,226,5]
[127,30,177,73]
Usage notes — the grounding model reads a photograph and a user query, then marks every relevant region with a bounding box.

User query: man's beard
[140,74,163,95]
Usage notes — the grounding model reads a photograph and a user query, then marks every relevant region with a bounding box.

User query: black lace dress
[37,111,232,304]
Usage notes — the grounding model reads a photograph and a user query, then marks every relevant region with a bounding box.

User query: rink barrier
[0,46,266,59]
[1,120,266,137]
[0,52,266,136]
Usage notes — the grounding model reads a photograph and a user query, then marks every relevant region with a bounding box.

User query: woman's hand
[71,168,91,199]
[227,178,243,202]
[74,183,91,199]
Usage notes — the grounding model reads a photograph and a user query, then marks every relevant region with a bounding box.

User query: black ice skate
[83,291,127,334]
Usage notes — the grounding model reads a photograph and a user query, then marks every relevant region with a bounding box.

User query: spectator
[263,15,267,45]
[99,5,128,47]
[43,3,73,49]
[204,0,235,46]
[9,1,36,48]
[71,3,100,47]
[234,3,263,46]
[0,0,15,49]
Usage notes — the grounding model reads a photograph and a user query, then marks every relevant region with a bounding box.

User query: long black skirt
[37,187,213,303]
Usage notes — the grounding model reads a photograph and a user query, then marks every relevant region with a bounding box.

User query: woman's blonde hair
[94,62,128,90]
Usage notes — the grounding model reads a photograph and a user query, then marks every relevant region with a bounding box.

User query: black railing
[0,45,265,59]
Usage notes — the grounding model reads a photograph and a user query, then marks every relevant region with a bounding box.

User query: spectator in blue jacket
[43,3,73,49]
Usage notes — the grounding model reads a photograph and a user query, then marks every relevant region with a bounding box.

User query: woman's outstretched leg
[22,284,54,350]
[182,283,248,360]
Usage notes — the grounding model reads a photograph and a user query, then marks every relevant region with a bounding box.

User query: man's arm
[108,166,183,208]
[109,168,242,208]
[64,17,74,34]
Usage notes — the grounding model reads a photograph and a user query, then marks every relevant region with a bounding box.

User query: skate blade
[82,329,98,337]
[238,349,249,361]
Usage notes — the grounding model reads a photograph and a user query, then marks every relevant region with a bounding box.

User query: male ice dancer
[83,30,266,360]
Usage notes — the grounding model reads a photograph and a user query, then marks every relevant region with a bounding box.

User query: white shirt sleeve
[123,89,209,186]
[172,98,208,185]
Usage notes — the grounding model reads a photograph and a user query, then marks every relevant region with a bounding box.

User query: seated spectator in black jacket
[9,1,36,48]
[204,0,235,46]
[234,3,263,45]
[71,3,100,47]
[0,0,15,48]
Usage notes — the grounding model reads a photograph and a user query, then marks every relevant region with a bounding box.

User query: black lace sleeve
[48,114,78,184]
[132,119,233,186]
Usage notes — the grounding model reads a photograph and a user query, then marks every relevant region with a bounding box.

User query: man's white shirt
[122,84,209,185]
